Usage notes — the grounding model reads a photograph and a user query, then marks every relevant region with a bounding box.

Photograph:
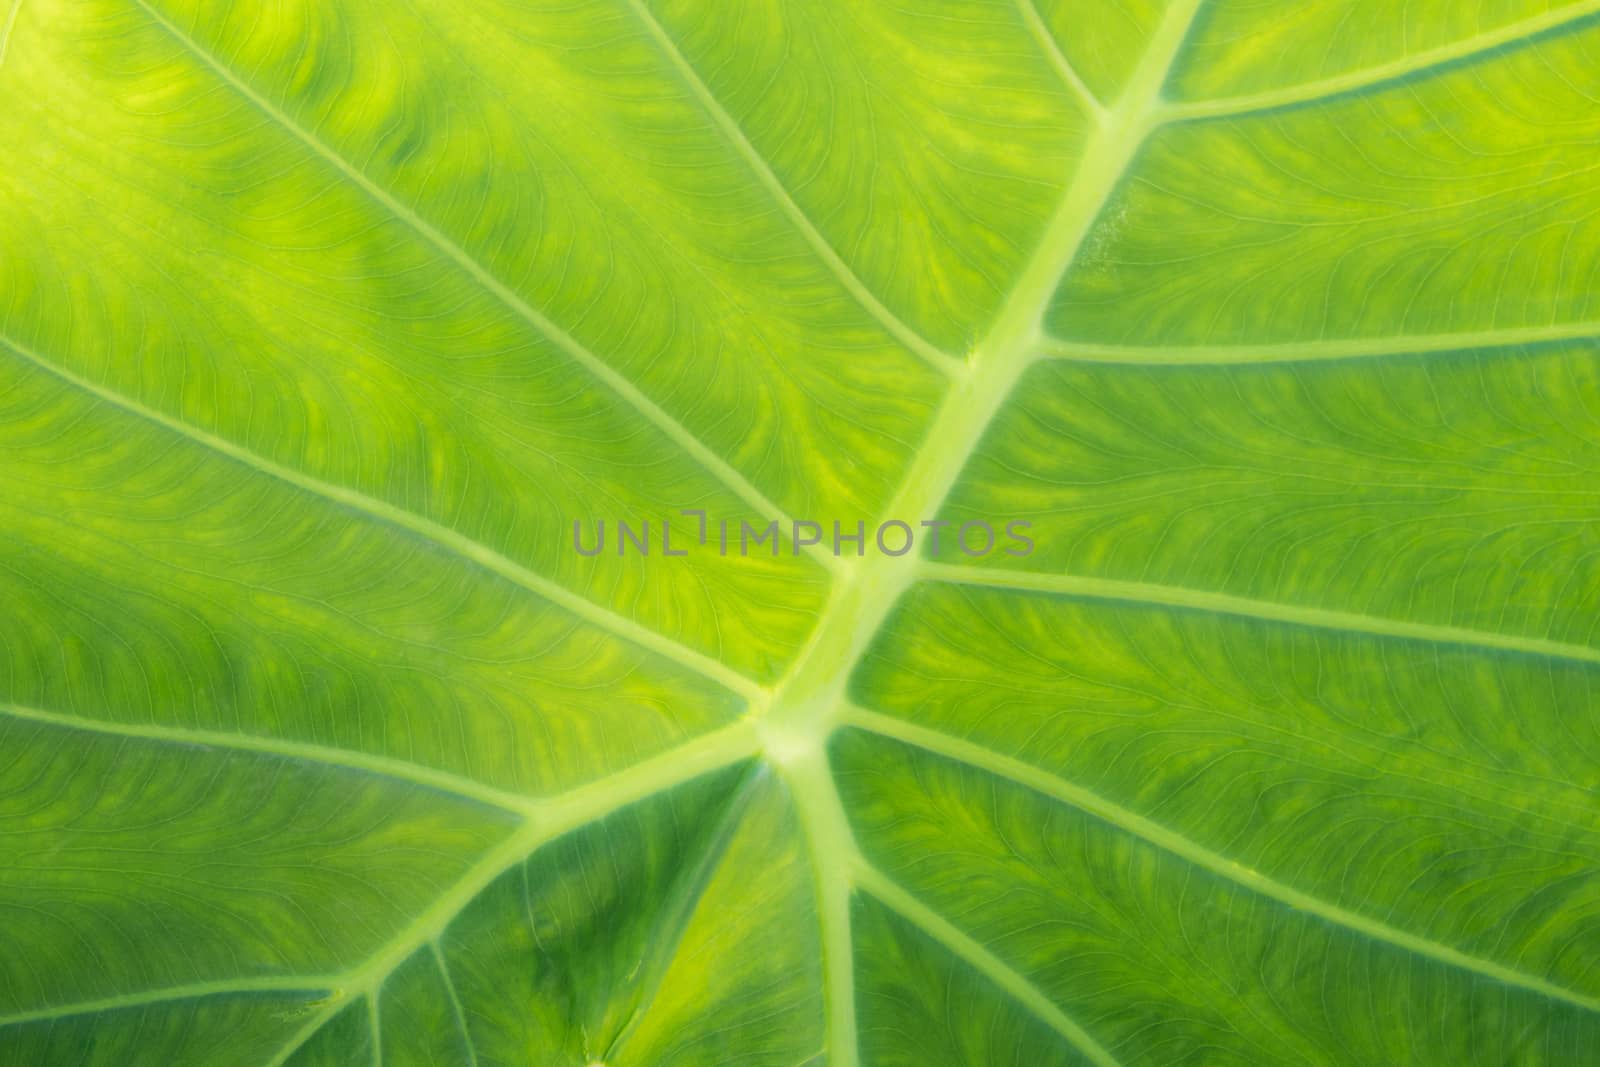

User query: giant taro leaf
[3,0,1600,1064]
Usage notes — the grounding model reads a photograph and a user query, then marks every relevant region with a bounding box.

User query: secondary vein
[0,978,339,1030]
[0,701,542,817]
[620,0,965,379]
[853,864,1126,1067]
[1159,0,1600,123]
[1038,319,1600,365]
[846,707,1600,1017]
[918,562,1600,667]
[125,0,837,575]
[0,0,23,72]
[1014,0,1105,119]
[258,719,763,1065]
[0,331,765,706]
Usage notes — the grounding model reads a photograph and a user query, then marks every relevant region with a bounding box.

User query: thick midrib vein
[1039,319,1600,365]
[764,1,1206,742]
[773,758,1125,1067]
[844,707,1600,1016]
[125,0,836,578]
[761,67,1135,1067]
[620,0,962,379]
[1159,0,1600,123]
[0,701,542,817]
[777,749,860,1067]
[0,332,762,706]
[364,990,383,1067]
[762,4,1208,1065]
[920,563,1600,667]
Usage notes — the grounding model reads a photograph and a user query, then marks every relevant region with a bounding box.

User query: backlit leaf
[3,1,1598,1063]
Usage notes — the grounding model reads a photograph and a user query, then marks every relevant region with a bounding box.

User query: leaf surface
[2,1,1599,1064]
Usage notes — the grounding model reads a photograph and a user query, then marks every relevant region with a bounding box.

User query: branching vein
[1039,319,1600,365]
[919,562,1600,667]
[1014,0,1105,119]
[1160,0,1600,123]
[0,701,542,817]
[125,0,836,575]
[0,331,765,706]
[845,707,1600,1017]
[620,0,965,378]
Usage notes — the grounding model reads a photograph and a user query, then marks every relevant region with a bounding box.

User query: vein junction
[8,0,1600,1061]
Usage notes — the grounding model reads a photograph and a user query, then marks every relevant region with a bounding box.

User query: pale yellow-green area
[2,1,1599,1065]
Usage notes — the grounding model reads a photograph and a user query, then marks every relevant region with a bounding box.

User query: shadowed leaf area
[3,0,1599,1063]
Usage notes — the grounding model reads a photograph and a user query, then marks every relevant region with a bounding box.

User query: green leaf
[3,0,1598,1064]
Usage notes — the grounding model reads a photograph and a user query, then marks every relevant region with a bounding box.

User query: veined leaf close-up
[4,0,1600,1063]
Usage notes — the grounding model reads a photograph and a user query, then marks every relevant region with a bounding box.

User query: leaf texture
[2,1,1598,1064]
